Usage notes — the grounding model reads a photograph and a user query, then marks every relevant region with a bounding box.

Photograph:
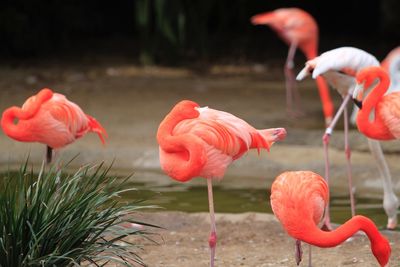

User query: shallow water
[123,181,390,229]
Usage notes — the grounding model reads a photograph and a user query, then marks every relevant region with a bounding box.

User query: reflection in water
[123,182,390,229]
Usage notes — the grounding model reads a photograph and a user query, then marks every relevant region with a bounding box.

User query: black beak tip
[353,99,363,109]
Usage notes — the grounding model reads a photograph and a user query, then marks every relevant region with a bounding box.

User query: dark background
[0,0,399,65]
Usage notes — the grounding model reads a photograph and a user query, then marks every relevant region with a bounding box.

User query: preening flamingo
[251,8,333,124]
[353,66,400,228]
[1,88,107,163]
[296,47,380,228]
[271,171,391,267]
[350,46,400,123]
[157,100,286,267]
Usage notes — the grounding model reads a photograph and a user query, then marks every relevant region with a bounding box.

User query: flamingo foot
[209,231,217,267]
[295,239,303,266]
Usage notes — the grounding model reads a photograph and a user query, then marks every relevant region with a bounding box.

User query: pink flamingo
[350,46,400,122]
[353,66,400,228]
[251,8,334,124]
[296,47,380,229]
[1,88,107,163]
[271,170,391,267]
[298,47,400,230]
[157,100,286,267]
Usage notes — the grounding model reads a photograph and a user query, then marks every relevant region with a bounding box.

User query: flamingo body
[354,66,400,140]
[251,8,318,58]
[381,46,400,94]
[1,88,107,149]
[157,100,286,182]
[271,171,391,267]
[251,8,333,123]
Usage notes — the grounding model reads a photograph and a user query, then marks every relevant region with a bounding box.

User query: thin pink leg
[295,239,303,265]
[343,106,356,217]
[322,93,352,229]
[308,244,312,267]
[322,135,331,230]
[284,42,302,117]
[207,178,217,267]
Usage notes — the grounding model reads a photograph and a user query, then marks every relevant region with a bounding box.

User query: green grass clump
[0,161,157,266]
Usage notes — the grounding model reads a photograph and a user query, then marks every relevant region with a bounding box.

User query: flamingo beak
[352,83,364,109]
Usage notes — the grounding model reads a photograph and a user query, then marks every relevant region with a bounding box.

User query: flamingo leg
[367,139,399,229]
[343,106,356,217]
[284,42,302,117]
[322,93,352,229]
[207,178,217,267]
[295,239,303,265]
[308,244,312,267]
[46,145,53,164]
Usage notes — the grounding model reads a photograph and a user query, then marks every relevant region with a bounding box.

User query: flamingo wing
[378,93,400,138]
[44,94,90,139]
[173,107,253,158]
[381,47,400,94]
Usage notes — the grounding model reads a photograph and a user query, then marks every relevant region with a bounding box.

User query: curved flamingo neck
[157,104,198,152]
[157,101,207,181]
[1,89,53,141]
[302,215,389,266]
[303,216,381,247]
[356,70,393,140]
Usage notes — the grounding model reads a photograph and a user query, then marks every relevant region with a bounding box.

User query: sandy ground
[0,62,399,266]
[136,212,400,267]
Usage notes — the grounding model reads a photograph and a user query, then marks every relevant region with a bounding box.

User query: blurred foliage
[0,0,397,63]
[133,0,249,64]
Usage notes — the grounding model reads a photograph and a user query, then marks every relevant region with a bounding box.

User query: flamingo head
[371,236,391,267]
[250,11,284,34]
[296,59,318,81]
[250,12,275,25]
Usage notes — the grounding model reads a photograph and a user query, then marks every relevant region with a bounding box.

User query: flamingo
[251,8,334,125]
[157,100,286,267]
[297,46,400,230]
[296,47,381,229]
[350,46,400,122]
[1,88,107,163]
[352,66,400,226]
[271,170,391,267]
